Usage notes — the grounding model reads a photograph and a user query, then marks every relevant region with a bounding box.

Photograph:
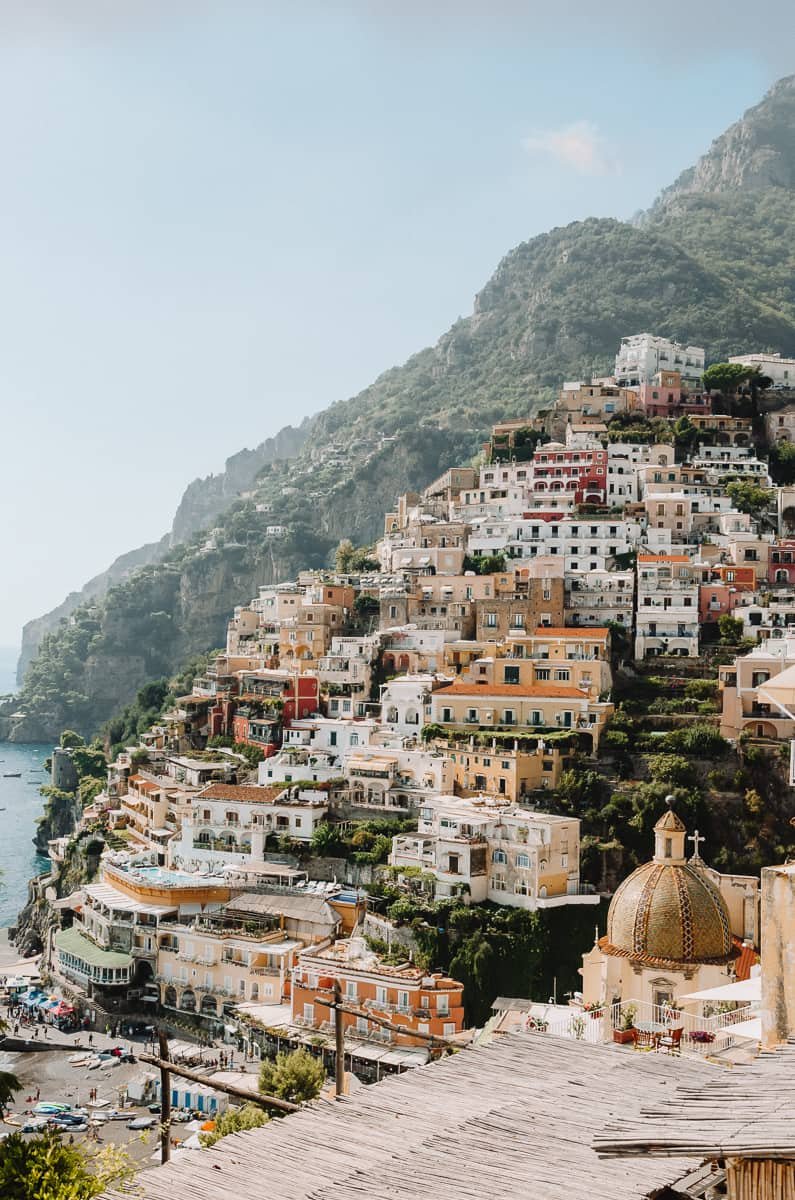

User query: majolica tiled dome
[604,811,733,966]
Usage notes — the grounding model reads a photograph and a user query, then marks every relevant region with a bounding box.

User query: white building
[169,783,329,871]
[467,515,642,574]
[729,352,795,389]
[690,445,771,486]
[614,334,705,387]
[565,569,635,629]
[389,795,597,909]
[634,554,701,659]
[379,675,436,738]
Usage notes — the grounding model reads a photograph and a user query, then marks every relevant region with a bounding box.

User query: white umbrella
[679,977,761,1003]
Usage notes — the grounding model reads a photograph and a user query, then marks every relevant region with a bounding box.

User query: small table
[634,1020,666,1049]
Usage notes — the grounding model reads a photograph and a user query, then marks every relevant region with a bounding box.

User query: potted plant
[613,1003,637,1045]
[583,1001,602,1019]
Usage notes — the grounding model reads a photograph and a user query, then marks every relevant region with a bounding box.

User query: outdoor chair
[658,1027,683,1054]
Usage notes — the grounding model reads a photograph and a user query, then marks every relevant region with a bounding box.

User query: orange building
[292,939,465,1047]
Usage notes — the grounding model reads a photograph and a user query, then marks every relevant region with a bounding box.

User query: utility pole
[157,1029,171,1166]
[334,981,345,1098]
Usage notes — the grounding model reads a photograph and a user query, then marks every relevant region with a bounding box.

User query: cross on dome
[688,829,706,860]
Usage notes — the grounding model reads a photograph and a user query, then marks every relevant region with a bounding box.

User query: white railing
[526,998,759,1057]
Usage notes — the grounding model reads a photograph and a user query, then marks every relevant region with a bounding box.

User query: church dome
[604,811,733,966]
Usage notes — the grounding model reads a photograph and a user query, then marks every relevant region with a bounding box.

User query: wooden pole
[139,1051,300,1114]
[315,997,459,1050]
[334,981,345,1098]
[157,1029,171,1166]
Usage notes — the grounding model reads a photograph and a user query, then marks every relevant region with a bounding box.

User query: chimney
[761,862,795,1049]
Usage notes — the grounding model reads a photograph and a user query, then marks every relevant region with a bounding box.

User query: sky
[1,0,793,652]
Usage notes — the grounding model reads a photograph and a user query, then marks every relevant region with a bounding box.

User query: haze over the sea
[0,648,18,697]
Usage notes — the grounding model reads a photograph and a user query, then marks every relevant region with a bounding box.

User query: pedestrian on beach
[88,1032,93,1047]
[35,1088,40,1102]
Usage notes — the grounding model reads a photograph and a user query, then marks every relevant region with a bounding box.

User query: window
[437,994,449,1016]
[531,710,542,725]
[516,853,530,868]
[375,985,387,1005]
[486,612,497,628]
[502,709,516,726]
[398,990,410,1012]
[345,980,357,999]
[491,874,506,891]
[504,665,519,684]
[492,849,507,864]
[303,1003,314,1022]
[329,731,337,747]
[466,708,478,723]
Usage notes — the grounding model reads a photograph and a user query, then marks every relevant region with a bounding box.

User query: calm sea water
[0,743,51,927]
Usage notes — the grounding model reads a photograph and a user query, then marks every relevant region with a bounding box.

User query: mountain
[5,75,795,743]
[650,75,795,206]
[16,422,310,683]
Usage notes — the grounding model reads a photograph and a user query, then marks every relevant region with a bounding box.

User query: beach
[0,928,212,1168]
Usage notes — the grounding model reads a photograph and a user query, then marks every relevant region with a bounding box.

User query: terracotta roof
[598,934,738,972]
[531,627,610,638]
[637,554,691,564]
[197,783,288,804]
[732,936,759,982]
[654,808,686,832]
[435,681,590,699]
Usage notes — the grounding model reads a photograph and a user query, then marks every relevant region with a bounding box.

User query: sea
[0,743,51,927]
[0,648,51,928]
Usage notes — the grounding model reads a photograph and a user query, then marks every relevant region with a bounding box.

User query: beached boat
[3,773,22,778]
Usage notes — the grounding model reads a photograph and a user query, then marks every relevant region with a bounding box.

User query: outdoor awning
[728,1016,763,1041]
[54,926,133,970]
[758,665,795,717]
[347,1044,391,1063]
[679,977,761,1003]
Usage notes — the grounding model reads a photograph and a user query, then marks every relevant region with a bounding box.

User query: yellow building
[157,905,303,1020]
[429,678,613,751]
[434,734,574,798]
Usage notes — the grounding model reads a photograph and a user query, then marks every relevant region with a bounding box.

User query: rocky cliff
[650,75,795,209]
[9,75,795,743]
[17,421,310,684]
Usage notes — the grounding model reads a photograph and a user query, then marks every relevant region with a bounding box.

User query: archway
[200,995,218,1017]
[135,960,154,987]
[164,986,177,1008]
[180,988,197,1013]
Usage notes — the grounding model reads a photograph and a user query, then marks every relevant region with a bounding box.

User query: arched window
[492,849,507,864]
[516,853,530,869]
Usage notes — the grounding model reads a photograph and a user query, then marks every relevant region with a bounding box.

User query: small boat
[3,772,21,778]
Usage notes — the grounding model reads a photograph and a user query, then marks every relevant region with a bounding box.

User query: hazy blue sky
[1,1,793,650]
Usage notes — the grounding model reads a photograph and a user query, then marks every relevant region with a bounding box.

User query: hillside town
[10,335,795,1198]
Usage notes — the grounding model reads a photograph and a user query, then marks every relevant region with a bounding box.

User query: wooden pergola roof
[595,1041,795,1161]
[107,1033,714,1200]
